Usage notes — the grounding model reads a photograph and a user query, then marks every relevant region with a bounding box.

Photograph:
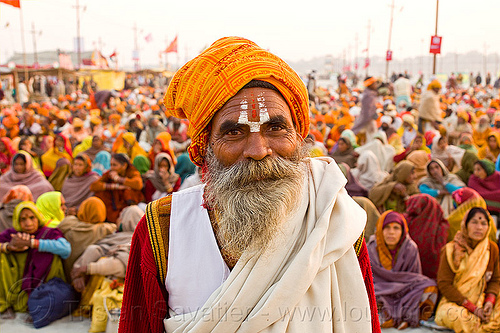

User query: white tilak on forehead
[238,95,270,132]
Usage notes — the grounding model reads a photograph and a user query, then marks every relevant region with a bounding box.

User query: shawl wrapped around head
[367,210,436,327]
[454,150,479,184]
[418,159,465,192]
[92,151,111,176]
[468,169,500,213]
[35,191,65,228]
[0,151,54,201]
[61,155,99,209]
[41,134,73,177]
[2,185,33,204]
[77,197,107,223]
[447,187,497,242]
[351,150,388,190]
[431,135,465,172]
[145,152,179,193]
[0,201,64,292]
[406,150,431,182]
[403,194,449,279]
[148,132,177,166]
[450,207,492,270]
[163,36,309,166]
[369,160,419,212]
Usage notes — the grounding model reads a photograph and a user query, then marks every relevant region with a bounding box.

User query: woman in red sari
[403,194,449,279]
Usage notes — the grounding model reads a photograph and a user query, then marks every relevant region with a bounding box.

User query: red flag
[144,33,152,43]
[363,58,370,69]
[164,35,178,53]
[109,50,117,61]
[0,0,20,8]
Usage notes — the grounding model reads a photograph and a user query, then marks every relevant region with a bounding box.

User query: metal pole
[76,0,81,69]
[31,22,38,65]
[385,0,395,80]
[133,22,139,70]
[19,6,28,81]
[432,0,439,75]
[366,20,370,77]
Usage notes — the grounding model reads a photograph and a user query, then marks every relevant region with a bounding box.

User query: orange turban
[163,36,310,166]
[428,79,442,90]
[2,116,19,129]
[116,104,125,114]
[109,114,121,123]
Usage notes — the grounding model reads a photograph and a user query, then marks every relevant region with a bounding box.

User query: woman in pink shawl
[0,151,54,201]
[468,159,500,214]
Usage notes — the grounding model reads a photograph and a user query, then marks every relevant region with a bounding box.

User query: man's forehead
[218,87,291,120]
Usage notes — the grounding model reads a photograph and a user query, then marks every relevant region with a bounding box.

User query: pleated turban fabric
[163,36,310,166]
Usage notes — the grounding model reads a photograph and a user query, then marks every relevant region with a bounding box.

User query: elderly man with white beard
[119,37,380,333]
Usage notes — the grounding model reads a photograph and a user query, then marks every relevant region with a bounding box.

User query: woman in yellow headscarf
[0,201,70,318]
[116,132,147,162]
[35,191,67,228]
[436,207,500,333]
[478,132,500,163]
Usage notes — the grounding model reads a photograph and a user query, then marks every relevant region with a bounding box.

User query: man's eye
[270,124,285,131]
[227,129,241,135]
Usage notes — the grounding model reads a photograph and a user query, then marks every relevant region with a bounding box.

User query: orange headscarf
[163,36,310,166]
[375,210,410,270]
[77,197,107,223]
[149,132,176,165]
[2,185,33,204]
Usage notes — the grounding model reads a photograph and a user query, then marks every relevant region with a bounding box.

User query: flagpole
[19,3,28,82]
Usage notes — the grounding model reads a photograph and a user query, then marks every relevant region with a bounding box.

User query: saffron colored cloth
[468,171,500,213]
[0,151,54,201]
[90,165,144,223]
[368,211,437,327]
[163,36,310,167]
[403,194,449,279]
[148,132,177,167]
[36,191,65,228]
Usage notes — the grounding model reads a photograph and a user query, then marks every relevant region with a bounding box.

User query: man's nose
[243,133,272,161]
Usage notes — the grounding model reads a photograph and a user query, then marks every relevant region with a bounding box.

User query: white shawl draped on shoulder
[164,157,371,333]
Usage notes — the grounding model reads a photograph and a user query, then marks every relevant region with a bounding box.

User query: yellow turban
[428,79,442,90]
[163,36,310,166]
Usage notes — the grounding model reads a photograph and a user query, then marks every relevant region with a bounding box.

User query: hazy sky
[1,0,499,69]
